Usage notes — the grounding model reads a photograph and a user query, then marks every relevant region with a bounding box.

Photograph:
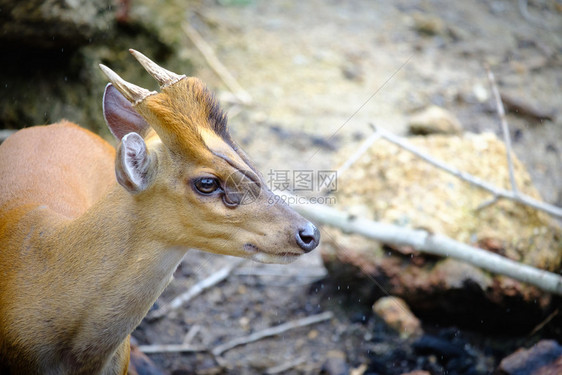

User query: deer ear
[115,132,153,193]
[103,83,150,140]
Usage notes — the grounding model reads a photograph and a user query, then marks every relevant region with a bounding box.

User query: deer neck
[26,185,187,373]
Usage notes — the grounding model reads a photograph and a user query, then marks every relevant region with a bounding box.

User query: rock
[408,105,463,135]
[320,350,349,375]
[0,0,116,49]
[341,61,364,82]
[372,296,422,339]
[497,340,562,375]
[472,83,490,103]
[411,12,447,36]
[323,132,562,331]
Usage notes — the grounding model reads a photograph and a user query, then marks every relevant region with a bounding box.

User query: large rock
[408,105,463,135]
[497,340,562,375]
[323,132,562,330]
[0,0,116,49]
[372,296,422,339]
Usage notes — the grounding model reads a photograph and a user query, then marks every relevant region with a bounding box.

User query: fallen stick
[137,312,333,356]
[183,325,201,345]
[146,258,245,320]
[529,308,559,336]
[265,356,308,374]
[182,21,253,105]
[290,199,562,295]
[234,266,327,279]
[372,125,562,219]
[486,66,518,194]
[336,127,381,178]
[211,311,333,356]
[137,343,206,354]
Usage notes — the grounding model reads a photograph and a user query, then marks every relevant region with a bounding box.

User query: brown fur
[0,73,315,374]
[135,77,233,158]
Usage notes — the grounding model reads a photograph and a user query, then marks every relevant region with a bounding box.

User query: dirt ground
[132,1,562,374]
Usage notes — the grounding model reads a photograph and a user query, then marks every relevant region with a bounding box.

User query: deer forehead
[140,99,252,181]
[142,78,224,129]
[134,78,234,161]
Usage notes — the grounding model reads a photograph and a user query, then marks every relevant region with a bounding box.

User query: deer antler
[129,49,186,88]
[99,64,156,105]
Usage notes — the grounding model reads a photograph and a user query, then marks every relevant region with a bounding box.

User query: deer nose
[296,222,320,253]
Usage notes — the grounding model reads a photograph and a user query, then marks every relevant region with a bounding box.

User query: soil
[130,1,562,374]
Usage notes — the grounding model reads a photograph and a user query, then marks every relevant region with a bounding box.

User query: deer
[0,49,320,375]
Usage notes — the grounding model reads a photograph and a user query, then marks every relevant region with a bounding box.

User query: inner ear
[103,83,150,141]
[115,132,153,193]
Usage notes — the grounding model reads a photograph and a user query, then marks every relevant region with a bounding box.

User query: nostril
[300,232,314,244]
[296,222,320,253]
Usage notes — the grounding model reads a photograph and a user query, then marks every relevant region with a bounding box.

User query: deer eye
[194,177,221,195]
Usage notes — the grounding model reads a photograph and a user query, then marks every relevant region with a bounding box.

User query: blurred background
[1,1,561,374]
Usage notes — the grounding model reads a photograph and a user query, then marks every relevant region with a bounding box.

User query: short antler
[129,49,186,88]
[99,64,156,104]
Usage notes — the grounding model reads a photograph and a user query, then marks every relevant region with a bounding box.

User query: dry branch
[529,308,559,336]
[137,343,205,354]
[183,325,201,345]
[211,311,334,356]
[182,21,252,105]
[234,266,327,279]
[371,125,562,219]
[265,356,308,374]
[336,129,381,178]
[138,312,334,356]
[147,258,245,320]
[486,66,518,194]
[291,200,562,295]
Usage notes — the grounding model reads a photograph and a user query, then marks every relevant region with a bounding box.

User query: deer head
[99,49,319,263]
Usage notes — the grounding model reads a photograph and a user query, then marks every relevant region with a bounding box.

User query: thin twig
[486,66,518,194]
[137,312,333,356]
[183,325,201,345]
[265,356,308,374]
[529,308,559,336]
[289,197,562,295]
[211,311,333,356]
[518,0,532,22]
[146,258,245,321]
[182,21,252,105]
[371,125,562,219]
[475,196,499,211]
[234,267,327,279]
[336,127,381,178]
[137,343,206,354]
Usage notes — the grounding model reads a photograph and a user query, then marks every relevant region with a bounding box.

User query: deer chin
[243,243,301,264]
